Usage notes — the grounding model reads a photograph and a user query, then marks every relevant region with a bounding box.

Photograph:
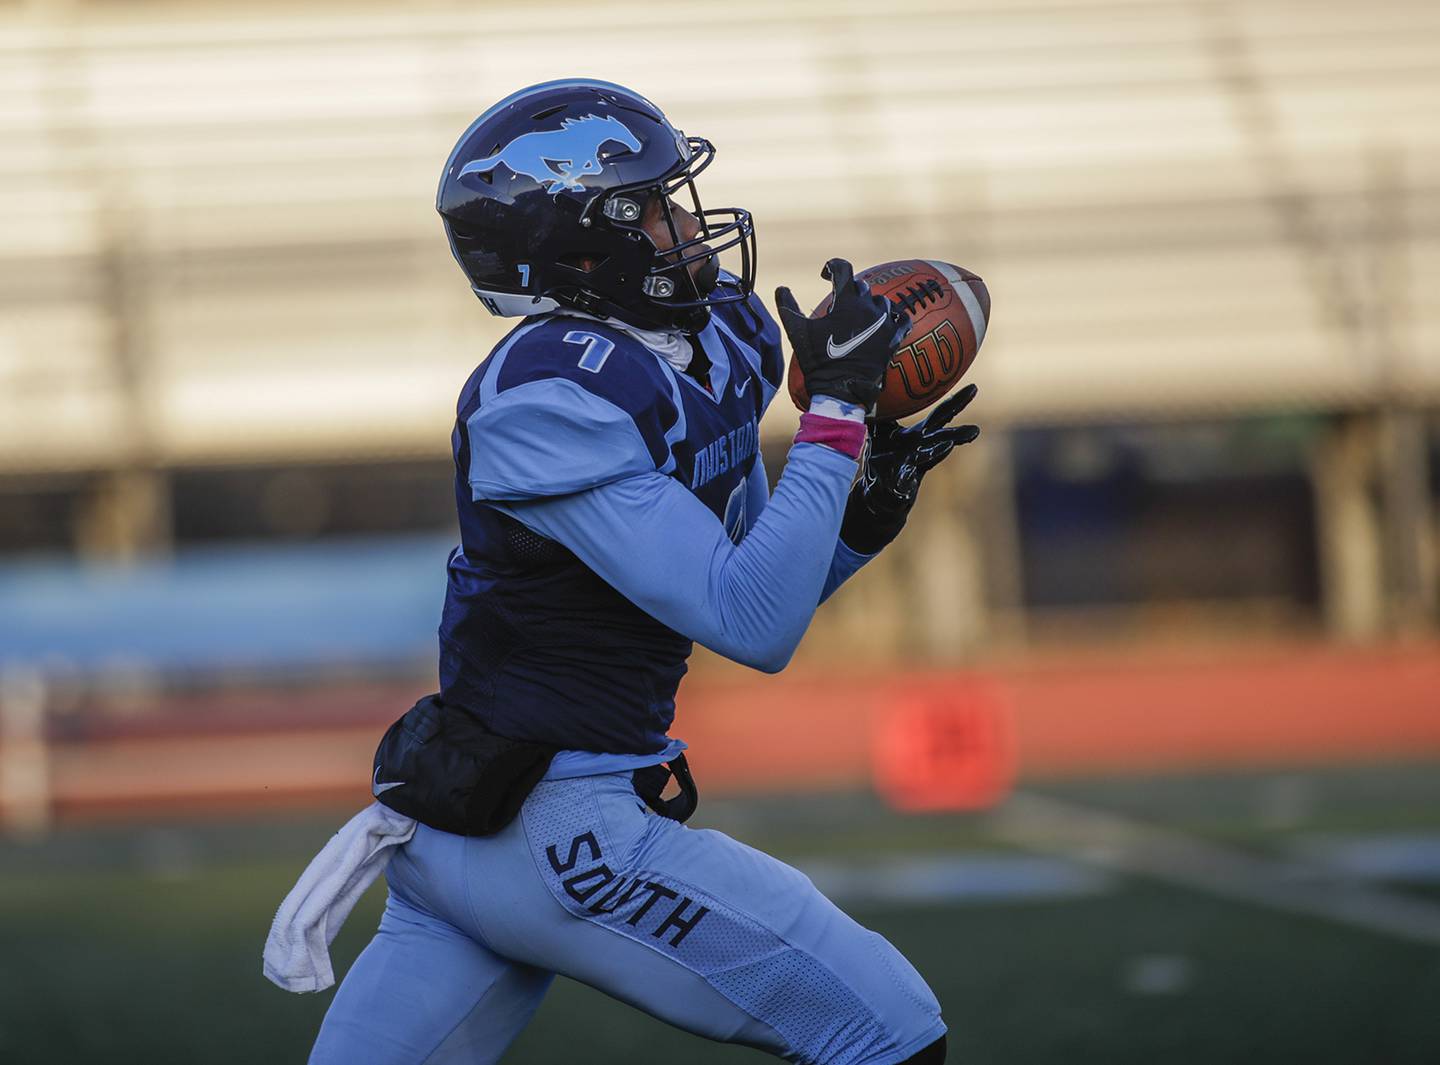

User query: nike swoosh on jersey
[734,374,752,398]
[826,313,888,359]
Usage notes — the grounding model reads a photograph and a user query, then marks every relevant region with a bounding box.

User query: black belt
[632,752,699,823]
[374,694,700,834]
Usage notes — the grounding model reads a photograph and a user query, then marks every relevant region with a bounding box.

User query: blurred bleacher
[2,0,1437,474]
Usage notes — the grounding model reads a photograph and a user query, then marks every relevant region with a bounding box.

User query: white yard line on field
[798,853,1115,907]
[1292,832,1440,883]
[991,792,1440,948]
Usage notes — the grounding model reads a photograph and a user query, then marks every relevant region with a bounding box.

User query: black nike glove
[839,384,981,554]
[775,258,911,410]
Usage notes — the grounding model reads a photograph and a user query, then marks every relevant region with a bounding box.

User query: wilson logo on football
[458,114,642,194]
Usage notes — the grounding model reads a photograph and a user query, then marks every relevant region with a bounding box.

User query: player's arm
[470,395,860,672]
[742,386,981,602]
[503,435,859,673]
[743,453,875,605]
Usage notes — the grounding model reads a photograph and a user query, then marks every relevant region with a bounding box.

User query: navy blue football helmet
[437,79,756,332]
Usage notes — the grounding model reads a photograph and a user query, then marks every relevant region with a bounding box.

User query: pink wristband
[795,412,866,460]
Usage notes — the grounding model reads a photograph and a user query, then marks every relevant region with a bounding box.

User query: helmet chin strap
[647,253,718,335]
[690,254,721,299]
[601,249,720,337]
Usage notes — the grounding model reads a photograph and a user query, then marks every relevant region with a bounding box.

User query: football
[788,259,989,420]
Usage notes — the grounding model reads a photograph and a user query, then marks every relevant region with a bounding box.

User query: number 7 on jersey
[563,330,615,374]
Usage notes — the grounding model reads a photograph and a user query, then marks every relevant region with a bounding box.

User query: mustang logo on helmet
[458,114,643,194]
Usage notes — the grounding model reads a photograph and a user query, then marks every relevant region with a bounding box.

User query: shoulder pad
[467,319,679,500]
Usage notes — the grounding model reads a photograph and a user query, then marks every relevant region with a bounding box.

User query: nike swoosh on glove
[775,258,911,410]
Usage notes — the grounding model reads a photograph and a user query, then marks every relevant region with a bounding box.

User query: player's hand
[775,258,911,410]
[839,384,981,554]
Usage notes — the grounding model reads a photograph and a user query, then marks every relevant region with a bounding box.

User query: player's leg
[386,817,787,1051]
[309,875,553,1065]
[465,773,946,1065]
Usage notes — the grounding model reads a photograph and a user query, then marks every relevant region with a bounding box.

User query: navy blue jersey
[440,289,785,754]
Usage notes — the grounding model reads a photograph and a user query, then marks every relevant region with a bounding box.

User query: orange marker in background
[872,682,1016,812]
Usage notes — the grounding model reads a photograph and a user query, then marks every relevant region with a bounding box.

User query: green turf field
[3,763,1439,1064]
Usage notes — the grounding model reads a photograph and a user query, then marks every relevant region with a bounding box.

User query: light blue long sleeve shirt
[501,445,873,678]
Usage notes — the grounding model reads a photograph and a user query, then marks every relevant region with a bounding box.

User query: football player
[310,79,978,1065]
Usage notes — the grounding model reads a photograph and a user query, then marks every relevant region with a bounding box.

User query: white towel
[263,801,417,993]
